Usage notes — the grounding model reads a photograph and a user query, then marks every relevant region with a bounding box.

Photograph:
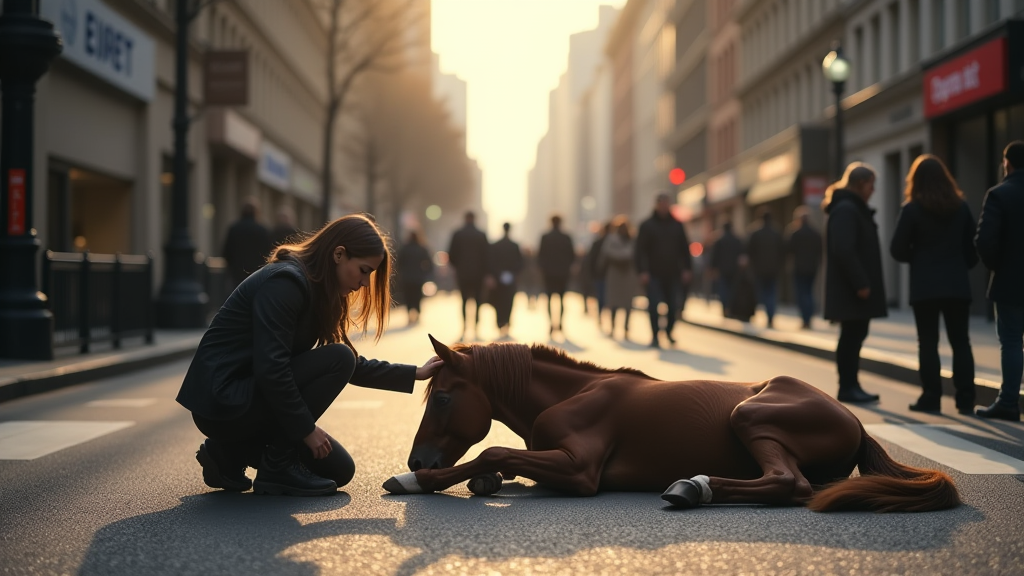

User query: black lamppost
[0,0,62,360]
[822,43,851,179]
[155,0,208,328]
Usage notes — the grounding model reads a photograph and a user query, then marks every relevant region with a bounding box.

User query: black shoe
[956,405,975,415]
[666,332,676,345]
[649,337,660,348]
[196,439,252,492]
[837,387,880,403]
[909,401,941,414]
[976,403,1021,422]
[254,445,337,496]
[661,479,701,508]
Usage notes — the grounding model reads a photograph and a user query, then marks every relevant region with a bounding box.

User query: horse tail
[807,426,960,513]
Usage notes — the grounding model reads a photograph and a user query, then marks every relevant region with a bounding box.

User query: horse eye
[433,393,451,407]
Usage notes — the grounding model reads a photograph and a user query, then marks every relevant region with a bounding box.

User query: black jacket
[747,222,785,281]
[823,189,888,321]
[786,223,822,278]
[634,211,692,279]
[223,216,273,285]
[890,200,977,304]
[448,224,490,283]
[396,242,433,285]
[176,260,416,442]
[709,229,743,279]
[975,171,1024,305]
[489,237,524,281]
[538,229,575,279]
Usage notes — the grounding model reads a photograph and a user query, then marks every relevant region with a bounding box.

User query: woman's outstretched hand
[415,356,444,380]
[303,425,332,459]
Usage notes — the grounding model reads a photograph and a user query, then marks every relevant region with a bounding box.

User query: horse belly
[597,383,762,491]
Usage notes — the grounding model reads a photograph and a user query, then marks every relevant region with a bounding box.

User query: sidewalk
[680,296,1013,407]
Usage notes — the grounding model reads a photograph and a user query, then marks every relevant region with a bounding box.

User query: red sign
[7,169,26,235]
[924,37,1007,118]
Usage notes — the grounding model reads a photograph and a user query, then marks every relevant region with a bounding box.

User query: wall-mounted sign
[258,141,291,192]
[205,50,249,106]
[924,37,1006,118]
[706,171,737,203]
[757,153,796,183]
[42,0,155,101]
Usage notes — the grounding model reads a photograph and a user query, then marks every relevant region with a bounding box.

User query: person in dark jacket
[177,215,443,496]
[823,163,887,404]
[975,141,1024,421]
[709,222,744,318]
[585,222,613,329]
[746,209,785,328]
[223,197,273,288]
[785,206,822,329]
[396,230,434,325]
[488,222,524,339]
[537,214,576,335]
[890,154,978,414]
[634,193,692,348]
[447,211,490,340]
[270,205,300,247]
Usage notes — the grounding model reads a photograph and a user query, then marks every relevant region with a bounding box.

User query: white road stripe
[865,424,1024,474]
[332,400,384,410]
[85,398,157,408]
[0,421,134,460]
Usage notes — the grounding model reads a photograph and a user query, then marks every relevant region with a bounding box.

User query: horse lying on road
[383,337,960,512]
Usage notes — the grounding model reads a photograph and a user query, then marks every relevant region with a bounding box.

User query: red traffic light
[669,168,686,185]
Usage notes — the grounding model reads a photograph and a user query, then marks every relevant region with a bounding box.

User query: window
[956,0,970,40]
[889,2,900,76]
[932,0,946,52]
[870,14,881,84]
[854,25,864,90]
[909,0,921,63]
[985,0,1000,24]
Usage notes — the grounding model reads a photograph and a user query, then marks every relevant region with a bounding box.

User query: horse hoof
[383,472,427,495]
[661,479,701,508]
[468,473,502,496]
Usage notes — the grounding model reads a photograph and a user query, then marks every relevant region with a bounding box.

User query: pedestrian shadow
[655,347,729,375]
[547,338,585,353]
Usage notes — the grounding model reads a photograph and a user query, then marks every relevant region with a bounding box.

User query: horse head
[407,335,495,471]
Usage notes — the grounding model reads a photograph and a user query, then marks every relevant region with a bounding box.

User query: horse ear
[428,334,458,366]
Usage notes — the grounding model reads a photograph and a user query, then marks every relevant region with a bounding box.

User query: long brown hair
[269,214,392,352]
[904,154,963,216]
[822,162,876,209]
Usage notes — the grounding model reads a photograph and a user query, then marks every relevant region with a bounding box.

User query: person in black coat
[488,222,524,339]
[396,230,434,325]
[634,193,692,348]
[890,155,978,414]
[785,206,822,329]
[585,222,613,328]
[975,141,1024,421]
[746,209,785,328]
[709,222,744,318]
[823,163,887,404]
[177,215,443,496]
[537,214,576,335]
[447,211,490,340]
[223,197,273,288]
[270,205,300,247]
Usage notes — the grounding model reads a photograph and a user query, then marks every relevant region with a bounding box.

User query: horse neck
[487,357,595,442]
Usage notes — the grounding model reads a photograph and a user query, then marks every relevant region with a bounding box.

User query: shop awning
[746,174,798,205]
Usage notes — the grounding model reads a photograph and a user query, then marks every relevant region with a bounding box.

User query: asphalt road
[1,293,1022,575]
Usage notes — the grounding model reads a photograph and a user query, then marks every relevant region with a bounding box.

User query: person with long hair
[822,162,887,404]
[177,214,444,496]
[890,155,978,414]
[600,215,639,339]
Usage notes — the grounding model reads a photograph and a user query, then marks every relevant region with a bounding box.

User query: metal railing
[43,251,155,353]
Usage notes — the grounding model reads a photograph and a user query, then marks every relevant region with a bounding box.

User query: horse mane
[528,344,649,378]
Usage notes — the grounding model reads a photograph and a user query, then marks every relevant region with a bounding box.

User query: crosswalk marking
[85,398,157,408]
[332,400,384,410]
[865,424,1024,474]
[0,421,134,460]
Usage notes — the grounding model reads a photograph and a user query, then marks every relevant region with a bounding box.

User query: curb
[0,341,199,404]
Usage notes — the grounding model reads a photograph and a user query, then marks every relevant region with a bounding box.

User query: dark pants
[493,284,516,329]
[995,302,1024,407]
[193,344,357,471]
[594,279,607,313]
[793,273,816,325]
[544,275,569,328]
[717,274,736,313]
[755,276,778,323]
[912,299,975,407]
[836,319,870,390]
[647,275,681,337]
[402,282,424,313]
[457,278,484,328]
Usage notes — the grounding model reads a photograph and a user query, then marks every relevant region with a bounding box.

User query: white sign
[42,0,156,102]
[291,164,320,204]
[258,140,292,192]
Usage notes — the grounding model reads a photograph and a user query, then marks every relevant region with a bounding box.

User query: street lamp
[0,0,63,359]
[822,43,850,179]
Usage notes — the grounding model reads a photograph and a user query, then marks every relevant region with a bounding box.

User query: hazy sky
[432,0,625,237]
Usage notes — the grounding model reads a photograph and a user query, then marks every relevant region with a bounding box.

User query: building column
[970,0,986,34]
[920,0,934,58]
[880,6,893,80]
[898,0,912,73]
[944,0,957,49]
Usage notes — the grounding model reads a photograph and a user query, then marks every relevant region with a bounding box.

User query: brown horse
[383,337,960,512]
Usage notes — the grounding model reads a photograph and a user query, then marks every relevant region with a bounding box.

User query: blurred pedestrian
[538,214,576,335]
[975,141,1024,422]
[396,230,434,326]
[520,248,542,309]
[600,215,638,340]
[785,206,822,329]
[746,209,785,328]
[823,163,887,404]
[890,155,978,415]
[177,215,443,496]
[634,193,692,348]
[730,255,758,323]
[271,205,300,247]
[488,222,524,339]
[585,222,613,328]
[709,222,743,318]
[223,197,273,289]
[447,211,490,340]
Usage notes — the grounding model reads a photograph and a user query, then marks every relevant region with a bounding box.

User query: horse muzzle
[408,447,443,471]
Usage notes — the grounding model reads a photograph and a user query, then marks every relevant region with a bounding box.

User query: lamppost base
[0,309,54,360]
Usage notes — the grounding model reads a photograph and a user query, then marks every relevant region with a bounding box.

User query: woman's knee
[321,343,357,379]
